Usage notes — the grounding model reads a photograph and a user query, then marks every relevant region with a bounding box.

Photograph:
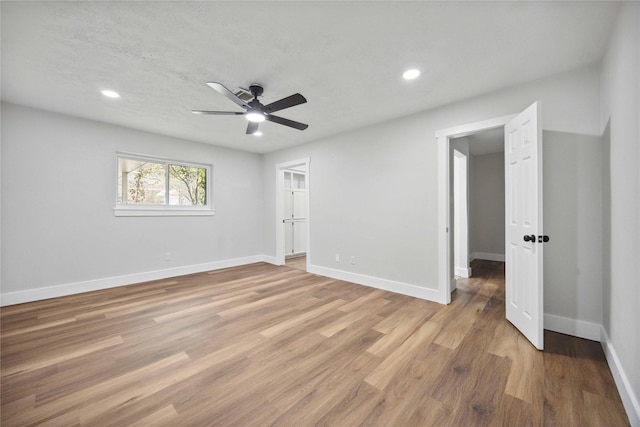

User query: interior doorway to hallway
[451,127,506,286]
[275,158,311,272]
[437,102,545,349]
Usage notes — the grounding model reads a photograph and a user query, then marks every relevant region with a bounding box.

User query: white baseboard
[0,255,266,306]
[601,327,640,426]
[471,252,505,262]
[455,266,471,278]
[261,255,279,265]
[544,314,639,425]
[308,264,446,304]
[544,313,601,341]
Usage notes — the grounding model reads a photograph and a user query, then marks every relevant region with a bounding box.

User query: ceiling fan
[192,82,308,135]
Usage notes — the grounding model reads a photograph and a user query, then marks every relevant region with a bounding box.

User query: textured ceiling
[1,1,620,153]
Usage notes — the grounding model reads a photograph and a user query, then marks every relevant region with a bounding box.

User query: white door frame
[436,114,516,304]
[275,157,311,269]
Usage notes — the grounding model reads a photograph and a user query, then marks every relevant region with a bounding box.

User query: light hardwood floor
[1,260,629,426]
[285,254,307,271]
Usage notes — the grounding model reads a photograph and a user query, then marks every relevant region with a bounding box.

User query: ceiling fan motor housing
[249,84,264,98]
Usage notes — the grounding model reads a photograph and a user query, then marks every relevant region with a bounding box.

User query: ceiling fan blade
[265,114,308,130]
[192,110,245,115]
[206,82,250,109]
[246,121,259,135]
[264,93,307,114]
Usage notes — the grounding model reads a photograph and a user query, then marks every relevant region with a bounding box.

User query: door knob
[523,235,535,242]
[539,235,550,243]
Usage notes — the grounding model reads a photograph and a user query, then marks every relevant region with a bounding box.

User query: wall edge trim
[0,255,266,306]
[308,264,446,304]
[600,326,640,427]
[544,313,601,341]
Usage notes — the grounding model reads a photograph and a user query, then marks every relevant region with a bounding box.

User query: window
[115,153,213,216]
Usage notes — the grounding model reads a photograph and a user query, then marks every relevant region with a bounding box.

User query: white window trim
[114,152,215,217]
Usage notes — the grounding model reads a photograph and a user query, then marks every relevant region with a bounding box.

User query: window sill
[114,207,216,217]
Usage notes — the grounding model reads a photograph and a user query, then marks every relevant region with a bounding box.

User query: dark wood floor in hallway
[0,260,630,426]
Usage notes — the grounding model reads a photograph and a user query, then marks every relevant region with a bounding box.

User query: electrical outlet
[165,252,171,261]
[350,256,356,265]
[335,254,340,263]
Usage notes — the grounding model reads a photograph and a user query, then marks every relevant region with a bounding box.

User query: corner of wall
[601,327,640,426]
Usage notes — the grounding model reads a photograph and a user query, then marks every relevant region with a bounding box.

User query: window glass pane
[293,173,305,189]
[116,155,210,210]
[169,165,207,206]
[118,159,166,205]
[284,171,292,189]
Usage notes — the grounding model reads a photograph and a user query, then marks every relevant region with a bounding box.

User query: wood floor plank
[318,297,389,337]
[10,352,191,426]
[2,335,124,377]
[432,280,497,349]
[0,259,630,426]
[488,318,544,404]
[153,291,259,323]
[260,298,346,338]
[337,289,387,312]
[0,317,77,338]
[367,305,431,357]
[128,404,179,427]
[365,320,441,390]
[217,279,329,317]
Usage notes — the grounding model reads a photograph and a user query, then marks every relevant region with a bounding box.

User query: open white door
[505,102,544,350]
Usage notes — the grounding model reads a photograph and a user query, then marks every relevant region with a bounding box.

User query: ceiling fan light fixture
[246,111,265,123]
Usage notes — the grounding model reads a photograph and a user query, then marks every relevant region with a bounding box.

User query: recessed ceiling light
[402,69,420,80]
[101,89,120,98]
[253,131,263,137]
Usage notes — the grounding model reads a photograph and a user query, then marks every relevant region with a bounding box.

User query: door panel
[293,221,306,254]
[293,191,307,219]
[505,102,544,350]
[285,222,293,255]
[284,190,293,219]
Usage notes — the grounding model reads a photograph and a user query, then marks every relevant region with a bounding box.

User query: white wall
[470,152,505,260]
[543,131,603,326]
[1,102,264,304]
[262,65,603,319]
[599,2,640,424]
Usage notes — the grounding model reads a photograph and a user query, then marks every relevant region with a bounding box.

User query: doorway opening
[451,127,506,288]
[436,114,515,303]
[275,158,310,271]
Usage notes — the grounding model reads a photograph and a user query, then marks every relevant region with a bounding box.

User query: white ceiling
[1,1,620,154]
